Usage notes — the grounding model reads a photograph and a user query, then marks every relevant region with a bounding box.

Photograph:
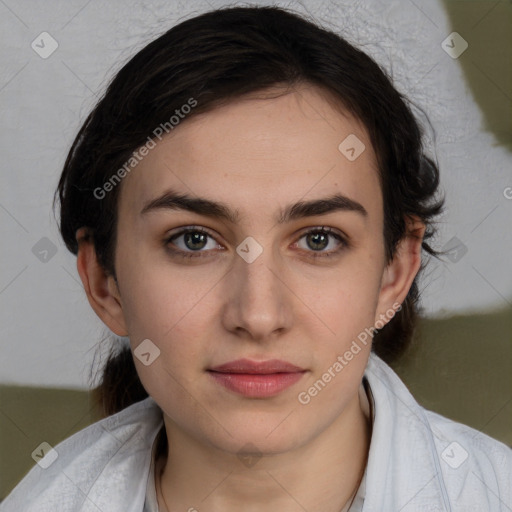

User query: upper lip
[208,359,306,374]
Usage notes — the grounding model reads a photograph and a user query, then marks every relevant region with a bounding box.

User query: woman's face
[109,85,401,456]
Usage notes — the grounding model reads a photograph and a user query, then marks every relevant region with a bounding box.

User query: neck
[157,385,371,512]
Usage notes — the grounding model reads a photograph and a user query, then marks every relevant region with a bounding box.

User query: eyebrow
[140,188,368,224]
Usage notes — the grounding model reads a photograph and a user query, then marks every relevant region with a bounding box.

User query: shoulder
[425,407,512,504]
[363,353,511,511]
[0,397,163,512]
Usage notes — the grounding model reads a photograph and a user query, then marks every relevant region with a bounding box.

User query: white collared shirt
[1,352,510,511]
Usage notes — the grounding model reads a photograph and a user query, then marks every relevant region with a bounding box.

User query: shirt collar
[361,351,451,511]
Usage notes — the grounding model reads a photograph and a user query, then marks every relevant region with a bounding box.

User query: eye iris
[185,231,208,250]
[307,232,329,251]
[178,230,335,253]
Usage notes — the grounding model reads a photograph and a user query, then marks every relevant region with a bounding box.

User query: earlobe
[75,228,128,336]
[375,216,425,324]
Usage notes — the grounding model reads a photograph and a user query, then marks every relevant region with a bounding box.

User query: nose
[220,244,293,342]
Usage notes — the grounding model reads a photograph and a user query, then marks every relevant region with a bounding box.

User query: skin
[76,84,425,512]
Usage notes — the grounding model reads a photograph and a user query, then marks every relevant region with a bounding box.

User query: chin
[210,417,310,456]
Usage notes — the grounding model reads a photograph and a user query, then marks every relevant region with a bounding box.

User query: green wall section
[2,307,511,500]
[442,0,512,151]
[389,306,512,447]
[0,386,100,500]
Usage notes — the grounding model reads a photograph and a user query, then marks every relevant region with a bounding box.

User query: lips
[208,359,307,397]
[209,358,305,374]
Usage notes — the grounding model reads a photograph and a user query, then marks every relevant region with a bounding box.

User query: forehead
[118,85,381,223]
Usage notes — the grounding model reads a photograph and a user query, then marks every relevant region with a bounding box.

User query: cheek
[293,260,381,419]
[119,270,211,415]
[115,254,219,380]
[115,246,218,339]
[299,254,383,345]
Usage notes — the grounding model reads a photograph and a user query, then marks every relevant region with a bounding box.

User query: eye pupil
[185,231,208,250]
[170,227,342,259]
[307,232,328,251]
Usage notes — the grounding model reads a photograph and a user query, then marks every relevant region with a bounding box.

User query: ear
[75,227,128,336]
[374,216,425,325]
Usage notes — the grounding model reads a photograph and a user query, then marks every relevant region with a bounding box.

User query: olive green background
[1,0,511,501]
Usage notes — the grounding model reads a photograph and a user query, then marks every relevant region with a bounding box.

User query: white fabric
[1,352,510,511]
[143,433,161,512]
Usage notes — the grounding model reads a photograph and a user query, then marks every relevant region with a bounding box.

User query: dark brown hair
[55,5,444,418]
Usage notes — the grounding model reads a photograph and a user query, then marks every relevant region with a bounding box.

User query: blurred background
[1,0,511,500]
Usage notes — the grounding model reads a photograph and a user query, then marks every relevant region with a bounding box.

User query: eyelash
[164,225,349,260]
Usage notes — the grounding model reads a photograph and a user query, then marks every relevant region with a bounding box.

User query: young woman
[2,5,510,512]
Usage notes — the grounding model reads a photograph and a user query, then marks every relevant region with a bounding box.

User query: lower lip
[208,371,306,397]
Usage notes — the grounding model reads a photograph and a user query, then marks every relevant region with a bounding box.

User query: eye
[164,225,349,260]
[294,227,348,258]
[165,226,223,258]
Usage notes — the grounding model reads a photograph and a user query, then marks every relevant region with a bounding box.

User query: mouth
[209,358,306,374]
[207,359,307,398]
